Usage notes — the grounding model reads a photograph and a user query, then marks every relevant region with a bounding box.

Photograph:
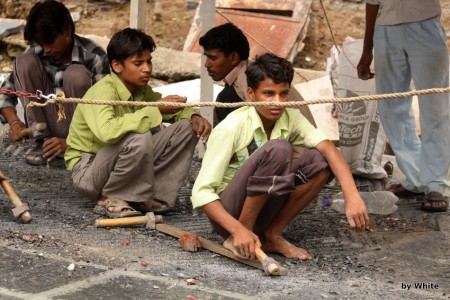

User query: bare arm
[315,140,369,231]
[357,3,379,80]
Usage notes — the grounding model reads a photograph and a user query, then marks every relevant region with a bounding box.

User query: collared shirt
[366,0,441,25]
[65,73,199,171]
[191,106,328,209]
[223,60,249,101]
[0,34,110,109]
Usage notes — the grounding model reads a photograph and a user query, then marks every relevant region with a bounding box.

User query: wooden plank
[155,223,263,270]
[129,0,147,30]
[199,0,215,122]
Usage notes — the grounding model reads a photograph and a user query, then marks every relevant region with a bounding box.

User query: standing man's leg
[374,24,423,194]
[407,17,450,209]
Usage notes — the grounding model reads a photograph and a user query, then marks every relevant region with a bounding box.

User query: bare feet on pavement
[263,234,312,260]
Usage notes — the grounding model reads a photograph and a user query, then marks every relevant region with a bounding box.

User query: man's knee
[293,149,332,185]
[15,52,44,77]
[260,139,292,162]
[123,131,152,150]
[63,65,93,98]
[174,119,198,141]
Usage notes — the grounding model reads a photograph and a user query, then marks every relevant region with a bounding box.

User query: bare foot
[223,236,249,260]
[262,235,311,260]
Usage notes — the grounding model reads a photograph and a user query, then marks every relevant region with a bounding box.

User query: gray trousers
[212,139,330,238]
[14,52,93,139]
[71,120,198,207]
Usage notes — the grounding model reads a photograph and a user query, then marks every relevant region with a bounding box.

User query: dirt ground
[2,0,450,73]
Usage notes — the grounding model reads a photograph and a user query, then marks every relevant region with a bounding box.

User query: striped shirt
[0,34,110,110]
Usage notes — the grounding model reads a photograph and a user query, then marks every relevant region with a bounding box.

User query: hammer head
[144,212,163,230]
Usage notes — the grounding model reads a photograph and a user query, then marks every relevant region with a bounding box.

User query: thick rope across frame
[27,87,450,109]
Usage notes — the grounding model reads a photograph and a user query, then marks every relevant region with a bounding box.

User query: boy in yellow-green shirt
[192,53,368,260]
[66,28,211,218]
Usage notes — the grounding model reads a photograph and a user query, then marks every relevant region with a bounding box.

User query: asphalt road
[0,136,449,300]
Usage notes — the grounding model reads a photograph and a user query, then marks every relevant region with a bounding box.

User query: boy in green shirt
[192,53,368,260]
[66,28,211,217]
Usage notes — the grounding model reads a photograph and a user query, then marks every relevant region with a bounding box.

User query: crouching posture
[192,53,368,260]
[65,28,211,217]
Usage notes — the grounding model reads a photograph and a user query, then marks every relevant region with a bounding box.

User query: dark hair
[245,53,294,90]
[199,23,249,60]
[24,0,75,45]
[107,28,157,73]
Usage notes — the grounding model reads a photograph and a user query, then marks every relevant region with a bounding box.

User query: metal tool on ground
[20,122,47,139]
[95,212,163,229]
[0,169,32,224]
[94,212,287,276]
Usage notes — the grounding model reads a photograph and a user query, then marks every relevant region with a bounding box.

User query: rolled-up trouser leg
[212,140,329,238]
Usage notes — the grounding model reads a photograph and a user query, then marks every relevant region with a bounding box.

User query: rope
[318,0,357,69]
[26,87,450,109]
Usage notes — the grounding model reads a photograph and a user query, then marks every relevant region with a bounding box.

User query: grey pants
[14,52,93,139]
[212,139,330,238]
[71,120,198,207]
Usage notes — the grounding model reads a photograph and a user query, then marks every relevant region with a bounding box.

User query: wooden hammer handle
[95,216,147,228]
[255,247,280,276]
[0,169,32,224]
[20,128,32,138]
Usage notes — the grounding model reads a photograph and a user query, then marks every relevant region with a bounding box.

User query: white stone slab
[153,78,222,103]
[0,18,25,40]
[295,76,339,141]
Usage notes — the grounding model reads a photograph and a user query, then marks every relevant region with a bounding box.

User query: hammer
[95,212,163,230]
[255,247,284,276]
[155,222,287,276]
[94,213,287,276]
[0,169,32,224]
[20,122,46,139]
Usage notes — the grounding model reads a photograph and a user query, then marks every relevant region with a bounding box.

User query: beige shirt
[223,60,249,101]
[366,0,441,25]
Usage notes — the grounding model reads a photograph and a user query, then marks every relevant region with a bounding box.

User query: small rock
[186,278,196,285]
[67,263,75,271]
